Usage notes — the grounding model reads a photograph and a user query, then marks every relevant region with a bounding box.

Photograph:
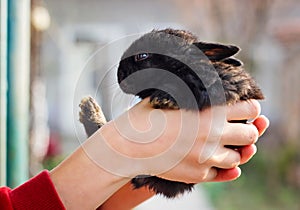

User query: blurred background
[1,0,299,209]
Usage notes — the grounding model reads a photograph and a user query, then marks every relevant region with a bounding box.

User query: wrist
[96,122,148,177]
[50,133,131,209]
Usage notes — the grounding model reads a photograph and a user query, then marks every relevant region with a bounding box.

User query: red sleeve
[0,170,65,210]
[0,187,13,210]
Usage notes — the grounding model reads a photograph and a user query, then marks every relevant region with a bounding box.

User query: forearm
[98,182,155,210]
[50,133,131,210]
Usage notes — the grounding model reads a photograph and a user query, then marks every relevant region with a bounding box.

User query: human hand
[96,99,269,184]
[209,107,269,182]
[155,100,269,183]
[52,98,268,209]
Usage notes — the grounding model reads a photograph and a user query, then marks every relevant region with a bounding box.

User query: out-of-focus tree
[29,0,51,175]
[175,0,273,71]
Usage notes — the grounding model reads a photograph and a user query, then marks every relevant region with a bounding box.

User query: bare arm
[97,183,154,210]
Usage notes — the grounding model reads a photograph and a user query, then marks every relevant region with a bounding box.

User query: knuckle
[197,169,210,182]
[249,100,261,118]
[190,167,210,183]
[248,126,259,144]
[231,153,241,167]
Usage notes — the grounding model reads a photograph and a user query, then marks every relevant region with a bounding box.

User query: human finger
[253,115,269,137]
[222,123,259,146]
[158,162,218,184]
[211,167,241,182]
[207,147,241,169]
[227,100,261,121]
[238,144,257,165]
[202,167,218,182]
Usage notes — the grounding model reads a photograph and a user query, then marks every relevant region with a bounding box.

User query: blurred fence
[0,0,31,187]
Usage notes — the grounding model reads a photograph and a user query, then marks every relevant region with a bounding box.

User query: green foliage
[42,155,65,171]
[203,140,300,210]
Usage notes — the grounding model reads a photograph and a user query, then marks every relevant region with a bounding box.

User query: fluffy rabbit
[79,28,264,198]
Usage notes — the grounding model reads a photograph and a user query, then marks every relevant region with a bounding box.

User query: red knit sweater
[0,171,65,210]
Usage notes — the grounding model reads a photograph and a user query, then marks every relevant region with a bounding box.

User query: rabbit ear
[222,58,243,67]
[193,42,240,61]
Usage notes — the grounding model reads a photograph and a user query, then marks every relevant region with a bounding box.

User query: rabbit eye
[134,53,149,62]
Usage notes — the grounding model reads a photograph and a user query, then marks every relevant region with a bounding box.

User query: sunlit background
[1,0,299,209]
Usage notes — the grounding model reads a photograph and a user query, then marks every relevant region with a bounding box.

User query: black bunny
[79,28,264,198]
